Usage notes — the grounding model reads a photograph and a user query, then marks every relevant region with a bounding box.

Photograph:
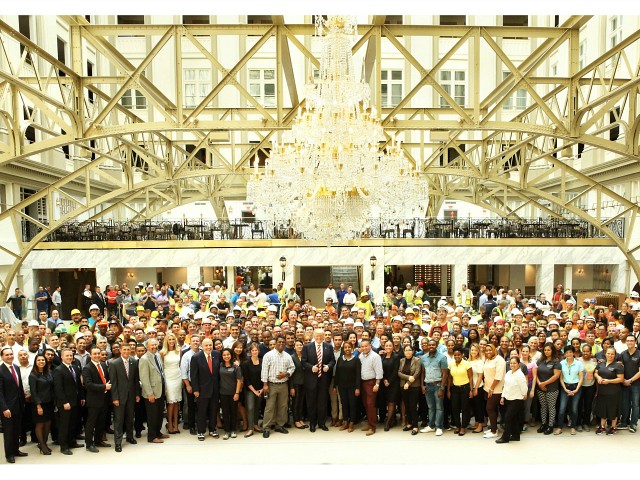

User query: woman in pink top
[482,344,506,438]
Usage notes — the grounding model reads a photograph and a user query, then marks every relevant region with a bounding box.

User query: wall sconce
[370,256,377,280]
[576,268,585,275]
[279,256,287,281]
[127,272,134,278]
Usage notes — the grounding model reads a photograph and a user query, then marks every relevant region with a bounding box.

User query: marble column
[441,265,449,297]
[226,266,235,288]
[563,266,573,293]
[187,265,201,286]
[452,263,469,298]
[610,262,629,294]
[95,267,113,289]
[535,264,554,298]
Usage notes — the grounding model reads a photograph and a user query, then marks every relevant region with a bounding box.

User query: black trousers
[292,385,305,423]
[113,394,135,445]
[220,394,238,432]
[144,395,165,441]
[402,387,420,427]
[338,386,358,423]
[500,399,523,441]
[85,402,107,447]
[306,381,329,427]
[195,394,219,434]
[471,389,486,423]
[58,406,78,450]
[450,384,471,429]
[1,407,22,458]
[185,390,197,428]
[134,398,146,435]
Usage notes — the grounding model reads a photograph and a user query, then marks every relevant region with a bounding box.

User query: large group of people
[1,278,640,464]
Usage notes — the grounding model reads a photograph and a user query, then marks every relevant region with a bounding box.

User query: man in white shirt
[342,286,357,310]
[323,283,338,305]
[51,286,62,311]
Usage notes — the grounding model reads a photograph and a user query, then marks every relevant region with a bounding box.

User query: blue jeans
[621,383,640,427]
[424,383,444,429]
[558,383,582,428]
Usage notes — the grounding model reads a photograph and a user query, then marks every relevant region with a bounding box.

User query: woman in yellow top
[482,344,506,438]
[448,346,473,436]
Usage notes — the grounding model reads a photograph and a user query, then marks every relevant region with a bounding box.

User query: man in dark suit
[109,343,140,452]
[82,346,112,453]
[0,346,28,463]
[53,348,84,455]
[190,337,221,441]
[138,338,168,443]
[301,328,336,432]
[92,286,106,316]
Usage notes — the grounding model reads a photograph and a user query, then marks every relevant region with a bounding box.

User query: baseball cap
[353,321,364,328]
[136,306,145,311]
[70,309,81,315]
[548,319,560,326]
[28,320,39,327]
[89,304,99,311]
[150,311,159,318]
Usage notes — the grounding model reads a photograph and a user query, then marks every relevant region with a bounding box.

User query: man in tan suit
[138,339,168,443]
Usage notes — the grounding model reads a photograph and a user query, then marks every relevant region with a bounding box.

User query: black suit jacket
[0,363,26,412]
[91,292,106,312]
[109,357,140,403]
[82,361,110,407]
[301,341,335,389]
[53,363,83,408]
[190,350,221,399]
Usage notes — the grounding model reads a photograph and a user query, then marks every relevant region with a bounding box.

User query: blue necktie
[154,354,164,380]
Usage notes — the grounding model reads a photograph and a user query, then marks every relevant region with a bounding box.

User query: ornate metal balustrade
[36,217,624,243]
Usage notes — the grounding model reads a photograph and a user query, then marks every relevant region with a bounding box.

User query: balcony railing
[34,217,625,243]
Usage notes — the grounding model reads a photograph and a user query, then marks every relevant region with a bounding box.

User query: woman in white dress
[161,332,183,434]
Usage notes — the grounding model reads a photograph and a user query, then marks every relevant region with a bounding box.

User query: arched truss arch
[2,15,640,300]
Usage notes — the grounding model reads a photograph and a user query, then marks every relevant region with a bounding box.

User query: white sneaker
[420,426,435,433]
[483,431,497,438]
[435,428,443,436]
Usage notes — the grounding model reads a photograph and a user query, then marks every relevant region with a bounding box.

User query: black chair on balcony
[251,222,265,239]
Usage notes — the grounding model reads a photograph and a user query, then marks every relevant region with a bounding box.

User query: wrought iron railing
[34,217,625,243]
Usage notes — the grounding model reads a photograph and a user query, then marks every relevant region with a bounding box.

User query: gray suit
[138,352,165,441]
[109,356,140,446]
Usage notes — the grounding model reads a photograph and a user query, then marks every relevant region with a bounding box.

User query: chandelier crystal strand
[247,15,428,242]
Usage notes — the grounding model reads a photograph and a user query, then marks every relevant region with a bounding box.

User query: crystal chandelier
[247,15,427,242]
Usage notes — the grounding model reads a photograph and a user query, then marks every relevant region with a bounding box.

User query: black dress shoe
[96,442,111,448]
[14,451,28,457]
[284,423,292,428]
[126,438,137,444]
[274,426,289,434]
[495,438,509,444]
[319,425,329,431]
[135,432,142,438]
[544,427,553,435]
[60,449,73,455]
[262,430,270,438]
[536,425,546,433]
[6,456,15,463]
[115,445,122,452]
[309,425,316,432]
[189,428,197,435]
[86,445,99,453]
[70,443,84,449]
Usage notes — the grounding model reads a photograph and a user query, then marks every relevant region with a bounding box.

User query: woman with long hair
[467,328,480,347]
[536,342,561,435]
[241,342,263,437]
[29,353,54,454]
[290,339,307,429]
[380,341,400,431]
[334,340,360,432]
[232,340,248,431]
[482,344,505,438]
[219,348,243,439]
[469,343,485,433]
[161,332,182,434]
[397,344,421,435]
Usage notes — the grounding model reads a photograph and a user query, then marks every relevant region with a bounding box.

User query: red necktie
[316,343,322,378]
[10,365,19,386]
[207,354,212,374]
[97,363,106,384]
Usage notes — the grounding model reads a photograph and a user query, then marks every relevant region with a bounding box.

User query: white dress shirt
[501,369,528,401]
